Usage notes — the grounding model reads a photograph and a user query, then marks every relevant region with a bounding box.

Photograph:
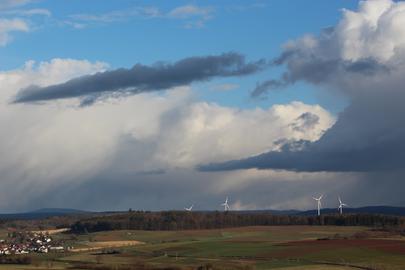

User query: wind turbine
[184,204,193,212]
[221,197,230,211]
[338,196,348,215]
[312,195,323,216]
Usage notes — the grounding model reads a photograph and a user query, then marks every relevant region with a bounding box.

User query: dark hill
[0,208,89,220]
[299,206,405,216]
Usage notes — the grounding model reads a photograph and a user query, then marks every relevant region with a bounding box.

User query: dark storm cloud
[344,59,390,75]
[252,50,389,98]
[224,12,405,174]
[199,89,405,172]
[14,52,267,103]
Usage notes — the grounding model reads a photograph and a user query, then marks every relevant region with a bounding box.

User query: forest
[70,211,405,233]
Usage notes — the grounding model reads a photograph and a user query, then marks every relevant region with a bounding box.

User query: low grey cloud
[24,168,405,212]
[14,53,267,104]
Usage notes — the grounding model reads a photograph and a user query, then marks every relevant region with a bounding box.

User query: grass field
[1,226,405,269]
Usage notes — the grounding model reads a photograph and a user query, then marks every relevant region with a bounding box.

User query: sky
[0,0,404,212]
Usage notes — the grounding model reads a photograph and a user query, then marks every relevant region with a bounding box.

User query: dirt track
[31,228,71,235]
[71,240,144,252]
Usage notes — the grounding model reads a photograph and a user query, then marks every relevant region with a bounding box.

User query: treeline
[70,211,405,233]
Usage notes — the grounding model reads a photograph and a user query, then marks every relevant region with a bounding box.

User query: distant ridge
[30,208,87,214]
[0,206,405,221]
[0,208,90,220]
[298,206,405,216]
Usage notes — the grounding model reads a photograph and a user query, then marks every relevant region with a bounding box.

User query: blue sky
[1,0,358,112]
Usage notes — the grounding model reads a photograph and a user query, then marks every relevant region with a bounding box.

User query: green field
[1,226,405,270]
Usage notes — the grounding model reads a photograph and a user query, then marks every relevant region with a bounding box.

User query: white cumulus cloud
[0,58,334,210]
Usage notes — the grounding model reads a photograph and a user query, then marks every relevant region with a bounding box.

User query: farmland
[0,225,404,269]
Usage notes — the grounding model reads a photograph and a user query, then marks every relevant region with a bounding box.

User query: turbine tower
[312,195,323,216]
[184,204,193,212]
[338,196,348,215]
[221,197,230,211]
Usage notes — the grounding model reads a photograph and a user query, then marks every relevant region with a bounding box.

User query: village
[0,231,66,255]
